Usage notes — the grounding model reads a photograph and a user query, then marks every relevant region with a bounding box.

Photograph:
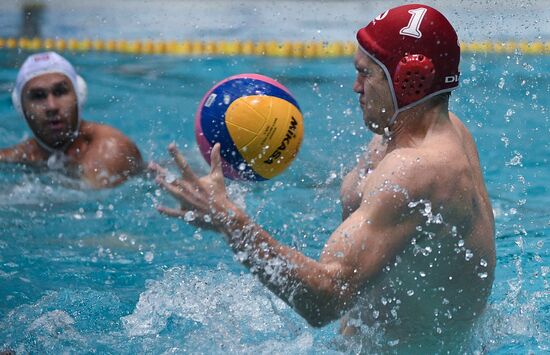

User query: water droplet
[423,204,432,215]
[388,339,399,347]
[203,214,212,223]
[184,211,196,222]
[465,249,473,261]
[170,223,179,232]
[451,225,457,237]
[477,272,488,279]
[500,135,509,147]
[506,151,523,166]
[407,290,414,296]
[419,271,426,277]
[480,258,487,267]
[144,251,154,263]
[238,163,247,171]
[164,173,176,184]
[458,239,465,247]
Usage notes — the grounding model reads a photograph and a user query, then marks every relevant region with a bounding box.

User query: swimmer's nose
[353,75,364,94]
[45,93,60,115]
[45,92,59,109]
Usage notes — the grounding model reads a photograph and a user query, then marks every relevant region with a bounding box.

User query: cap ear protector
[11,74,87,119]
[393,54,435,106]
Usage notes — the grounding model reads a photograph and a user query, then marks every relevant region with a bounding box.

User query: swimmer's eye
[356,68,371,77]
[27,89,48,101]
[52,83,70,97]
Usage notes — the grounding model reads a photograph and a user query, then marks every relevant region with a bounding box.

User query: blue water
[0,50,548,353]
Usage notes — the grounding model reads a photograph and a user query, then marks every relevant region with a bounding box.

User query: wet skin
[335,51,495,336]
[0,73,143,188]
[150,50,496,340]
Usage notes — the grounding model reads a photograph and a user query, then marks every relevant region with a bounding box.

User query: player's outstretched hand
[150,143,238,232]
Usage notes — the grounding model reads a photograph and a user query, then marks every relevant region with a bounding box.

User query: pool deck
[0,0,548,42]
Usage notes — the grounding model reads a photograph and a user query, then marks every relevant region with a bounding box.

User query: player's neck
[386,101,449,150]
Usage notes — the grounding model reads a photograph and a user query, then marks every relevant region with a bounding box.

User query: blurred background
[0,0,548,42]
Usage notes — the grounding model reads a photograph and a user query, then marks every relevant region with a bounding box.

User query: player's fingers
[168,143,198,181]
[148,161,169,177]
[156,205,186,219]
[155,175,186,199]
[209,143,225,180]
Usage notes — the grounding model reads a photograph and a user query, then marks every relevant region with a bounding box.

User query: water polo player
[0,51,143,188]
[151,3,495,346]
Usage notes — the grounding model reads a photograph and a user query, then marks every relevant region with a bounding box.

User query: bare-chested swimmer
[150,3,495,345]
[0,51,143,188]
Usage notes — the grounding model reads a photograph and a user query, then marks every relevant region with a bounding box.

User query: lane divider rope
[1,37,549,57]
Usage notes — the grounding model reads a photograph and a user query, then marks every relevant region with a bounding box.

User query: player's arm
[81,132,143,188]
[0,139,44,163]
[152,144,419,327]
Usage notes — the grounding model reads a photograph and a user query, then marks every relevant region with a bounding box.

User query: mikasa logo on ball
[263,116,300,165]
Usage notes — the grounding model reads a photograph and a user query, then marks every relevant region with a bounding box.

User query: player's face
[353,50,394,134]
[21,73,79,149]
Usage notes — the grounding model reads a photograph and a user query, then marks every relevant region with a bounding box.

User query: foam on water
[122,266,303,342]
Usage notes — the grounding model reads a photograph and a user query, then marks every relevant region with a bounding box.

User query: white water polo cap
[12,51,87,121]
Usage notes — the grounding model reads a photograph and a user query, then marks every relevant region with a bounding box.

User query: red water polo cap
[357,4,460,118]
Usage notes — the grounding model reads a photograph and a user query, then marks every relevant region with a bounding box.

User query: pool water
[0,50,548,353]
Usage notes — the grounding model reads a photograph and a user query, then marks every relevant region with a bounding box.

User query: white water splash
[123,266,291,337]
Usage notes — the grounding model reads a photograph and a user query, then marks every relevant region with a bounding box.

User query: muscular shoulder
[364,146,468,204]
[79,121,143,187]
[81,122,139,155]
[82,121,132,143]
